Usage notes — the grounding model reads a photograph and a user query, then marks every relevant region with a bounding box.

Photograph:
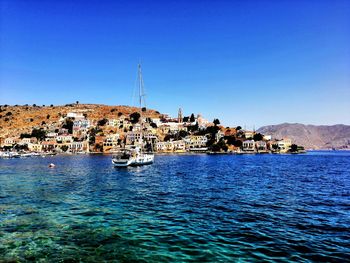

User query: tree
[290,144,298,152]
[20,133,31,139]
[253,133,263,141]
[62,118,74,133]
[118,112,123,117]
[61,145,69,152]
[33,104,37,107]
[226,135,236,145]
[183,116,189,122]
[211,144,221,152]
[142,107,146,112]
[213,119,220,126]
[5,112,12,116]
[31,128,46,141]
[76,101,79,105]
[190,113,195,122]
[50,104,54,107]
[236,126,242,131]
[178,130,188,138]
[95,144,103,152]
[150,122,157,128]
[46,114,50,119]
[164,134,174,141]
[97,118,108,126]
[272,144,279,151]
[233,140,243,147]
[187,123,199,132]
[130,112,141,124]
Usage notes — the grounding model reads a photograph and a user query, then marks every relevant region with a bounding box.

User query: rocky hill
[0,104,161,138]
[257,123,350,150]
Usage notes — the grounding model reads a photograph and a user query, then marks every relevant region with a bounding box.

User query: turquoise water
[1,152,350,262]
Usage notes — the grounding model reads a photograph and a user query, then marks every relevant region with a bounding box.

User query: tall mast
[138,64,144,152]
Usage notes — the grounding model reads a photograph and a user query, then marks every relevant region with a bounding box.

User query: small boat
[112,64,154,167]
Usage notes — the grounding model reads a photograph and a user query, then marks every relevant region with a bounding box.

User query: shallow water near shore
[1,151,349,262]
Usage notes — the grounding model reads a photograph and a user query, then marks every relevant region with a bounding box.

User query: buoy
[48,163,55,168]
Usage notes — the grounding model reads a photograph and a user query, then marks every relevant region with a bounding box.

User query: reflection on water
[0,152,350,261]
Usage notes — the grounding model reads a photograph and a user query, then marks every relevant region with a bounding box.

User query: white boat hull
[112,154,154,167]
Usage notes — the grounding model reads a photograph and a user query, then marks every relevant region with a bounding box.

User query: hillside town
[0,104,304,157]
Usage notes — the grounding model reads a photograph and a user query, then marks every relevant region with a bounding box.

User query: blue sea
[0,151,349,262]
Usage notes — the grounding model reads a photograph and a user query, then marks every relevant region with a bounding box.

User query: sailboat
[112,64,155,167]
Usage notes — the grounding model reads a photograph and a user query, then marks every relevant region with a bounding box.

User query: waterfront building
[242,140,256,152]
[156,141,174,152]
[184,135,208,149]
[56,135,73,143]
[3,138,19,147]
[20,137,38,145]
[70,141,89,153]
[126,130,157,145]
[256,141,268,153]
[156,140,186,153]
[28,143,42,152]
[103,134,120,152]
[278,138,292,153]
[41,141,57,152]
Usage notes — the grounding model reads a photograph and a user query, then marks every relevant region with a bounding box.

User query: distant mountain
[257,123,350,150]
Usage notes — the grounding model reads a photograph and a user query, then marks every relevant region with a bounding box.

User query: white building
[184,135,208,149]
[242,140,256,152]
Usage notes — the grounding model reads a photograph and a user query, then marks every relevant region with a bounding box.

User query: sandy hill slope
[0,104,161,138]
[257,123,350,150]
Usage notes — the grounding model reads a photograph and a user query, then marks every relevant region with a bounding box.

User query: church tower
[178,108,183,123]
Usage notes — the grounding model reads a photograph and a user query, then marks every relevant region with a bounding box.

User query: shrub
[253,133,263,141]
[213,119,220,125]
[31,128,46,140]
[190,113,195,122]
[62,118,74,133]
[130,112,140,124]
[97,118,108,126]
[20,133,31,139]
[61,145,69,152]
[5,112,12,116]
[47,114,50,119]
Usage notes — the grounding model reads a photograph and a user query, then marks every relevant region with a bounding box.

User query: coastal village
[0,103,304,157]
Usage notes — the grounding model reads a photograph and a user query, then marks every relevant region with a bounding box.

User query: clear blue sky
[1,0,349,128]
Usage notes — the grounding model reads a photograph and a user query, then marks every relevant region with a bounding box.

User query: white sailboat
[112,64,155,167]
